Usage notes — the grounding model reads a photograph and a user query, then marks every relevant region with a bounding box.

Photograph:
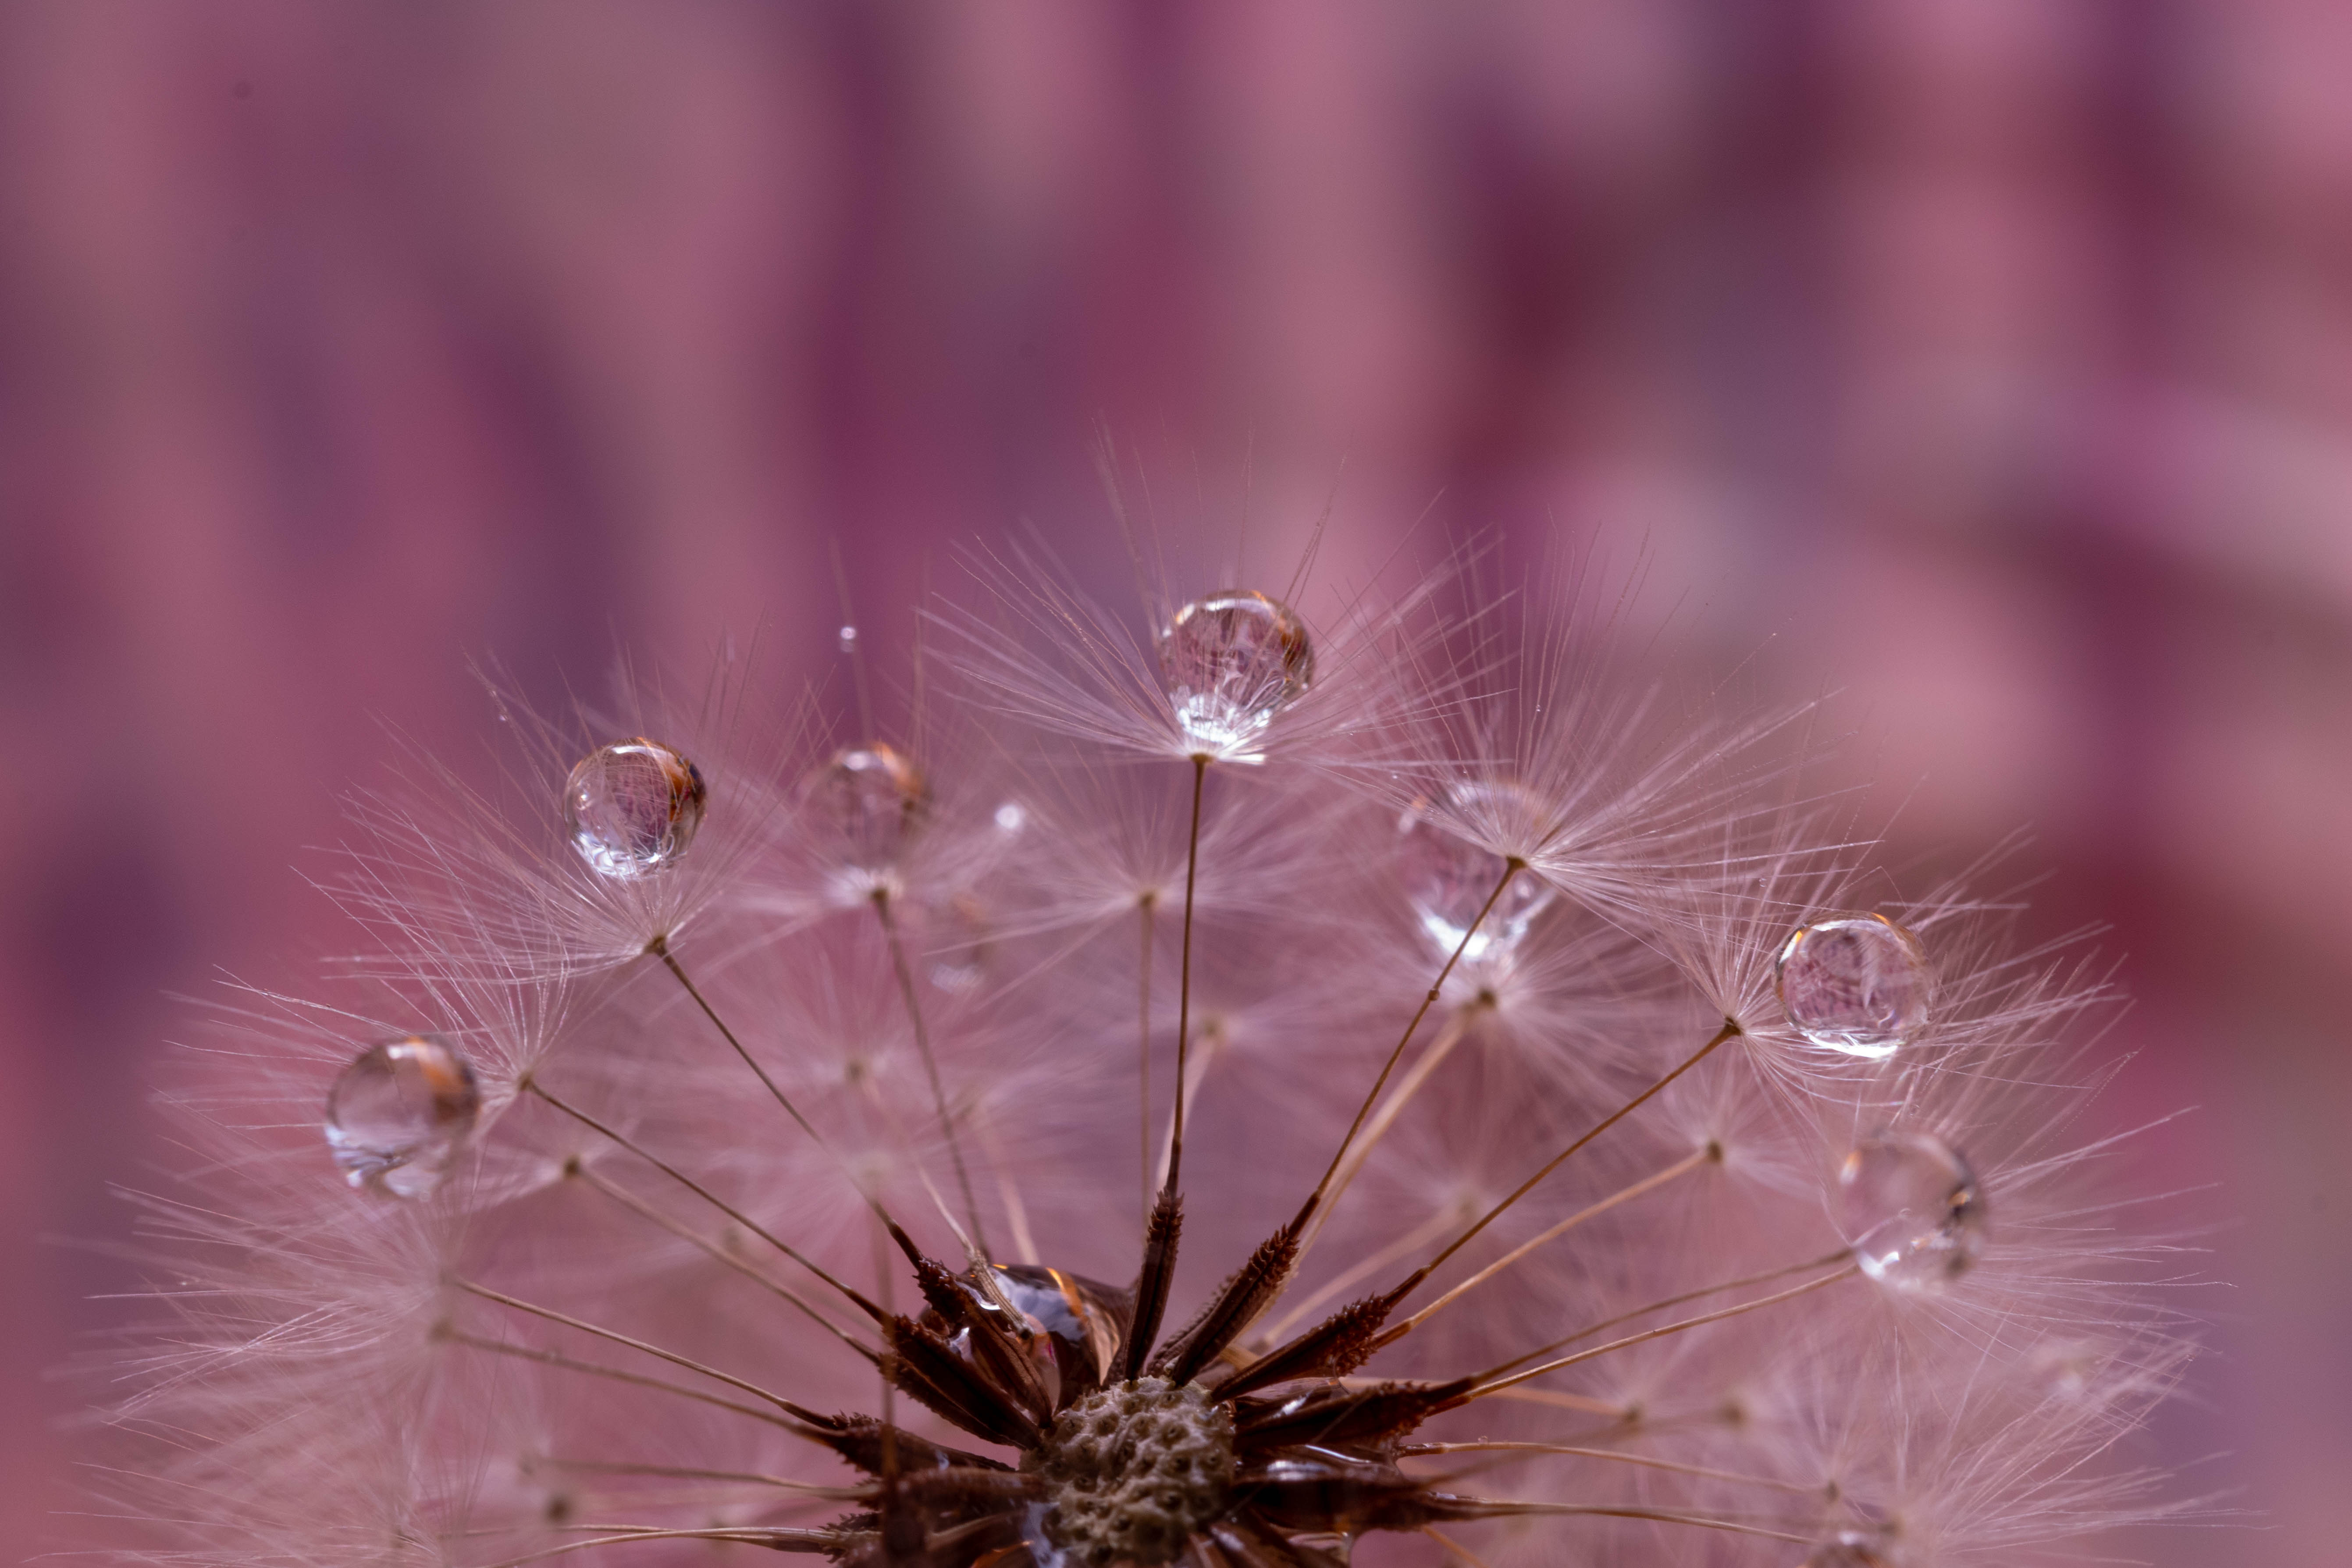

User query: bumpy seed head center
[1026,1377,1234,1567]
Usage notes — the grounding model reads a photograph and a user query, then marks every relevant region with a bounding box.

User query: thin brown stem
[1396,1148,1710,1334]
[1462,1265,1860,1401]
[523,1080,883,1322]
[1381,1019,1741,1313]
[477,1526,837,1568]
[1291,860,1521,1235]
[440,1331,808,1436]
[1402,1443,1823,1497]
[1477,1248,1854,1380]
[1167,753,1207,1193]
[873,888,989,1255]
[1295,1003,1478,1262]
[568,1162,874,1358]
[1138,891,1156,1235]
[454,1279,825,1423]
[530,1456,864,1497]
[651,935,827,1147]
[1455,1506,1811,1545]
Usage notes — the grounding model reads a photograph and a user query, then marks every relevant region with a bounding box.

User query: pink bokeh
[2,2,2345,1558]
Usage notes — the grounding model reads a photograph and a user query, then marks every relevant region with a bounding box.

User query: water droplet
[325,1035,481,1198]
[1156,590,1314,757]
[994,800,1028,835]
[1395,782,1555,960]
[807,743,928,867]
[1776,914,1931,1057]
[564,739,707,879]
[1840,1129,1986,1292]
[838,624,858,654]
[986,1264,1129,1406]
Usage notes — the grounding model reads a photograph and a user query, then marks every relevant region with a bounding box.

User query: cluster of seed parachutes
[317,588,1983,1568]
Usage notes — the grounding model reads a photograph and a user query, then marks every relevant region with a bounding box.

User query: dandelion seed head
[96,532,2200,1568]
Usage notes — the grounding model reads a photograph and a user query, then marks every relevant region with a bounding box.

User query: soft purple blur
[2,2,2344,1557]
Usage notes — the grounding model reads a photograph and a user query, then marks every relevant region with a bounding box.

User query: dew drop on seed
[1157,590,1313,756]
[324,1035,481,1198]
[989,1263,1129,1398]
[808,743,928,867]
[565,739,707,879]
[1395,781,1555,961]
[1775,914,1930,1057]
[1840,1129,1986,1292]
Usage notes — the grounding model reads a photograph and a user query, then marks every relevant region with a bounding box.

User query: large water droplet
[1157,590,1314,757]
[1776,914,1931,1058]
[1840,1130,1986,1292]
[985,1264,1129,1408]
[808,743,928,867]
[325,1036,481,1198]
[1396,782,1555,961]
[564,739,707,879]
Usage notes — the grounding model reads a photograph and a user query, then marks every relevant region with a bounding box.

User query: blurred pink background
[2,2,2345,1561]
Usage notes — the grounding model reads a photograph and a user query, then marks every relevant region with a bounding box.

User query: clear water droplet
[838,623,858,654]
[564,739,707,879]
[807,743,928,867]
[1395,782,1555,960]
[986,1264,1129,1404]
[1776,914,1931,1057]
[994,800,1028,835]
[1840,1129,1986,1292]
[1156,590,1314,757]
[324,1035,481,1198]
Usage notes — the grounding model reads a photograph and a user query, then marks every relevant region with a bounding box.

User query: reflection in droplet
[807,744,928,868]
[1157,590,1314,757]
[1840,1130,1987,1292]
[325,1035,481,1198]
[838,623,858,654]
[981,1264,1129,1409]
[1395,781,1555,960]
[1776,914,1931,1058]
[564,739,707,879]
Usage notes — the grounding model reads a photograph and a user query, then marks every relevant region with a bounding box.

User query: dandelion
[99,535,2192,1568]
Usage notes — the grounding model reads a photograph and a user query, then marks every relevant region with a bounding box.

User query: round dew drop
[1395,781,1555,961]
[1839,1129,1987,1292]
[565,739,707,879]
[324,1035,481,1198]
[808,743,928,868]
[1156,590,1314,757]
[1775,914,1931,1058]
